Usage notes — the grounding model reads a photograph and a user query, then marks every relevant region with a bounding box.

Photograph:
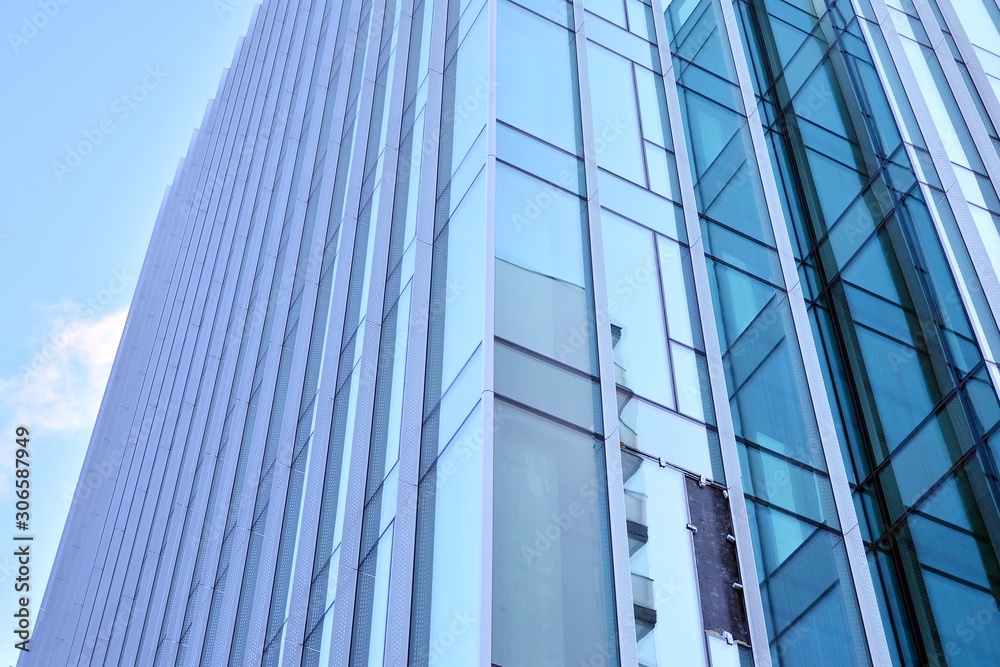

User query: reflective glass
[410,405,485,667]
[588,0,627,26]
[618,390,724,480]
[603,213,674,407]
[495,165,587,287]
[599,170,686,241]
[495,164,597,373]
[623,453,709,666]
[587,42,647,186]
[422,347,484,475]
[492,401,618,666]
[494,341,603,433]
[671,342,710,422]
[497,0,584,154]
[496,122,586,195]
[746,504,870,666]
[657,235,700,349]
[428,174,486,397]
[441,9,488,179]
[635,66,672,148]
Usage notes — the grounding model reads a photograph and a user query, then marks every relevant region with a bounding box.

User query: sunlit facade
[26,0,1000,664]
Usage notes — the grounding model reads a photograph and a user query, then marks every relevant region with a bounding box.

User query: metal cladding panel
[27,0,1000,666]
[685,478,750,645]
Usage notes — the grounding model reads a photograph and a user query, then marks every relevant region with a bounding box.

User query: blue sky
[0,1,258,662]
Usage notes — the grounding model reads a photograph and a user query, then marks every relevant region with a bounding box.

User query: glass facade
[25,0,1000,664]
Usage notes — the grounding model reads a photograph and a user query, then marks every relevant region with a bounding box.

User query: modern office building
[26,0,1000,663]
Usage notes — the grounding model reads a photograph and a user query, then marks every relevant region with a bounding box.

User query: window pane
[497,0,583,154]
[410,406,485,666]
[441,9,488,177]
[428,174,486,397]
[587,42,646,185]
[494,341,603,433]
[603,212,674,407]
[657,235,700,349]
[618,391,723,481]
[495,164,597,373]
[495,165,587,286]
[493,401,618,666]
[497,122,586,195]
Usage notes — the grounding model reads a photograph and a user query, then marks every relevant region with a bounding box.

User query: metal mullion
[216,0,324,629]
[243,11,350,665]
[179,0,306,659]
[272,0,391,662]
[650,0,775,662]
[327,0,417,659]
[205,4,323,659]
[571,2,639,664]
[937,0,1000,136]
[278,0,376,661]
[721,0,893,661]
[225,9,345,665]
[381,0,456,657]
[907,0,1000,364]
[848,0,1000,530]
[848,4,1000,380]
[150,1,297,657]
[812,1,1000,661]
[314,0,398,654]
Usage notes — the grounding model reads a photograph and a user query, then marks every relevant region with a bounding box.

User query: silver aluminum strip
[322,0,406,661]
[479,0,498,663]
[278,0,387,661]
[569,2,639,663]
[180,2,307,660]
[327,2,416,663]
[207,6,327,662]
[935,0,1000,148]
[905,0,1000,367]
[148,1,297,657]
[715,0,892,662]
[381,0,453,657]
[244,14,347,665]
[647,0,773,662]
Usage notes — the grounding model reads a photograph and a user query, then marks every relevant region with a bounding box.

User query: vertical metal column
[647,0,774,662]
[570,1,642,663]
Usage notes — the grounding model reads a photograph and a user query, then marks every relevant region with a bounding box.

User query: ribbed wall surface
[26,0,1000,664]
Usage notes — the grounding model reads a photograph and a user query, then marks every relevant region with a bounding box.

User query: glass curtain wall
[730,0,1000,663]
[661,0,874,663]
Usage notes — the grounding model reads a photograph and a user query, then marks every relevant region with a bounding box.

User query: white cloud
[0,305,128,495]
